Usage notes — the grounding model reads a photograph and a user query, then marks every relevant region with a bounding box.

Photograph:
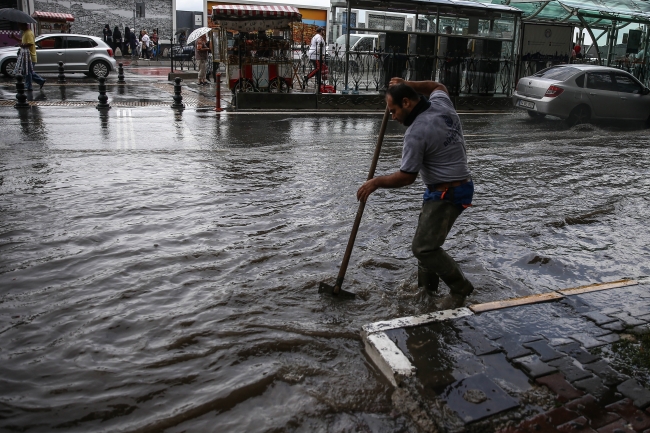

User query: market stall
[31,11,74,36]
[210,4,300,93]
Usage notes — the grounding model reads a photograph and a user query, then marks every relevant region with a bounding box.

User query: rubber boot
[439,266,474,297]
[435,267,474,310]
[418,266,439,294]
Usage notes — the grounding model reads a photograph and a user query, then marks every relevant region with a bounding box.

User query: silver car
[513,64,650,126]
[0,34,118,78]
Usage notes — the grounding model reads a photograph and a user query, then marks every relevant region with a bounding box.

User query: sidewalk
[363,280,650,432]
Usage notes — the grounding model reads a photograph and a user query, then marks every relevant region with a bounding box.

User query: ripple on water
[0,110,649,431]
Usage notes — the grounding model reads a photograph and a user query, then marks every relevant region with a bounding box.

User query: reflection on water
[0,108,649,431]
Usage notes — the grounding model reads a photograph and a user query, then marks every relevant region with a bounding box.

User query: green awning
[490,0,650,26]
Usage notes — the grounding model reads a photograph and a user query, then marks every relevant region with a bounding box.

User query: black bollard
[171,77,184,110]
[117,63,125,84]
[14,74,29,109]
[57,61,66,84]
[96,77,111,110]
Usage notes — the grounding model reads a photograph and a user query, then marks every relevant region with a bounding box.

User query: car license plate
[518,100,535,109]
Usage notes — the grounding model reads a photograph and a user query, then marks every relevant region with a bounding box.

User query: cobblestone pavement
[365,282,650,432]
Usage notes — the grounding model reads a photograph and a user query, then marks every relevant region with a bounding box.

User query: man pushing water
[357,77,475,310]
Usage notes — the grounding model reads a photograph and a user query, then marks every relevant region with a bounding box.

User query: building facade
[31,0,174,41]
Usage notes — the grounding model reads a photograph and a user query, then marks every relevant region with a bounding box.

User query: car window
[66,37,95,49]
[533,66,579,81]
[614,73,643,94]
[336,35,360,47]
[36,36,64,50]
[355,37,374,51]
[575,74,585,88]
[587,72,616,91]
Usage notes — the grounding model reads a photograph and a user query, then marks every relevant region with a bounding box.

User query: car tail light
[107,48,113,57]
[545,85,564,98]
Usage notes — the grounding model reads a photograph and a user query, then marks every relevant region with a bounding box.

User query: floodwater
[1,107,649,432]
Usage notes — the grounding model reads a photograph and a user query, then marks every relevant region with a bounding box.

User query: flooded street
[1,107,649,432]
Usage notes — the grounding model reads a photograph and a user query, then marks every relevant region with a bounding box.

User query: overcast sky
[177,0,330,12]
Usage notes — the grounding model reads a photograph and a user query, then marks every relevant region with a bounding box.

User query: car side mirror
[643,87,650,95]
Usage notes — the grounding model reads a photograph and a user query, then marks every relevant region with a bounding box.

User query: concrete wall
[32,0,174,41]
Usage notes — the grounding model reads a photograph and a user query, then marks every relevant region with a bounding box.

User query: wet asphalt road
[0,104,649,432]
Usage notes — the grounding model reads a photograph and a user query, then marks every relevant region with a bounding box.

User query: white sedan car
[513,64,650,126]
[0,33,118,78]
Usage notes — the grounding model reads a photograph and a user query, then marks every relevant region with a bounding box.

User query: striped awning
[212,5,301,20]
[211,5,301,31]
[32,11,74,22]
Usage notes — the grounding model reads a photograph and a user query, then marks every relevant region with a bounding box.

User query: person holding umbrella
[195,33,210,85]
[186,27,212,85]
[17,22,45,91]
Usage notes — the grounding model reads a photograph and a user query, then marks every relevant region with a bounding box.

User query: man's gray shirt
[400,90,470,186]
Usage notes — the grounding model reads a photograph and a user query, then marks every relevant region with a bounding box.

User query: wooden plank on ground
[558,279,639,296]
[469,292,564,313]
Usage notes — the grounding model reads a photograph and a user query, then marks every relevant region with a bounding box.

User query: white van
[330,34,379,55]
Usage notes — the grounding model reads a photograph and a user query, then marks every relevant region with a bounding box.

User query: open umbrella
[0,8,37,23]
[186,27,211,45]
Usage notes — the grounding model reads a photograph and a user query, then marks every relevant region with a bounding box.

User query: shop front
[31,11,74,36]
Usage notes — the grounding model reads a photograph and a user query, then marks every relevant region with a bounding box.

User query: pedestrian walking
[103,24,112,45]
[123,26,131,55]
[113,26,122,55]
[195,34,210,85]
[305,27,325,84]
[356,77,475,310]
[16,23,45,91]
[150,29,159,59]
[129,31,137,58]
[141,30,150,59]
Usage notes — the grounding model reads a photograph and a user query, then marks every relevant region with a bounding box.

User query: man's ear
[402,97,411,109]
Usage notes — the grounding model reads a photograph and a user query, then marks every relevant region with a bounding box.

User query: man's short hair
[386,83,419,107]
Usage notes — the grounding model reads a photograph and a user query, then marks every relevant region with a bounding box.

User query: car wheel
[566,105,590,126]
[1,58,17,77]
[90,60,110,78]
[527,110,546,118]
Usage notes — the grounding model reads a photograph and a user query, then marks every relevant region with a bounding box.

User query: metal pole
[578,14,601,65]
[511,14,518,94]
[607,21,617,66]
[215,73,222,111]
[344,0,351,91]
[642,26,650,86]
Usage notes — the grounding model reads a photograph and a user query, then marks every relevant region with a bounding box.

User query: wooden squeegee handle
[334,106,390,293]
